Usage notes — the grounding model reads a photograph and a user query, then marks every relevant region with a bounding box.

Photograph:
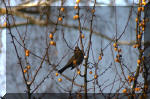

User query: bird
[58,46,84,74]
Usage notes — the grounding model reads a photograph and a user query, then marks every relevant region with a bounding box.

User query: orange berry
[50,41,54,45]
[76,15,79,19]
[25,50,30,56]
[142,2,146,5]
[113,43,117,47]
[135,87,140,92]
[133,44,137,48]
[73,60,77,65]
[56,73,59,76]
[94,75,98,79]
[26,65,31,70]
[138,35,141,39]
[74,5,78,9]
[118,48,122,52]
[128,75,130,79]
[137,59,141,64]
[132,77,135,81]
[3,22,7,27]
[77,70,81,75]
[81,34,84,38]
[89,71,92,74]
[115,58,120,63]
[98,55,102,60]
[60,7,64,12]
[23,69,27,73]
[92,9,95,13]
[138,7,141,12]
[76,0,80,4]
[142,27,145,31]
[58,78,62,82]
[73,15,79,20]
[58,17,62,21]
[114,47,118,51]
[129,78,132,83]
[73,16,76,20]
[122,89,127,93]
[135,18,138,22]
[50,41,56,46]
[142,22,145,27]
[49,33,53,39]
[143,19,145,22]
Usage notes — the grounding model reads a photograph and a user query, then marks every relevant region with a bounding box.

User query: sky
[0,0,139,97]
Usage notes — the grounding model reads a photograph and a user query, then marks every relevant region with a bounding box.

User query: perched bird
[58,46,84,74]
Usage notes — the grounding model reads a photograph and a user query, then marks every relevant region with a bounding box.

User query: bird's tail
[58,65,70,74]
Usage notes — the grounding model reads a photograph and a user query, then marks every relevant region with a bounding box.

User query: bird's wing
[65,55,75,66]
